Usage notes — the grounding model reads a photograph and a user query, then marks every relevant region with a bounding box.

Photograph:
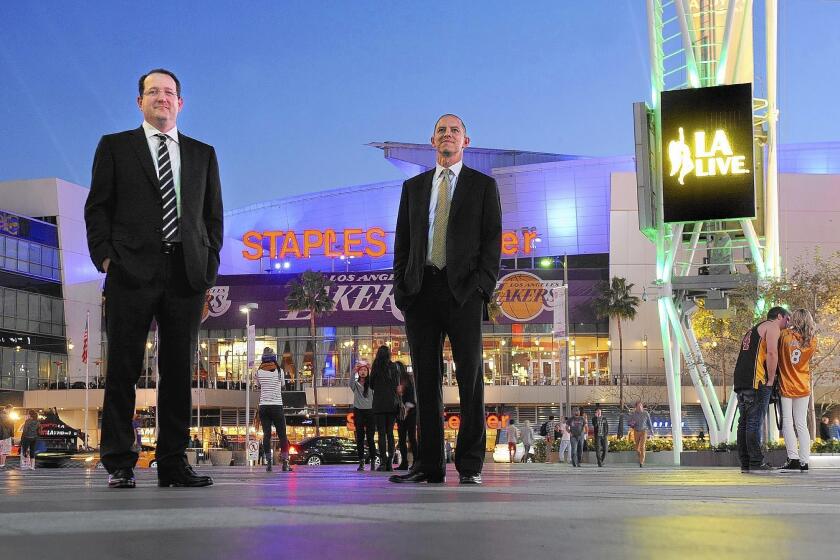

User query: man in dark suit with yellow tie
[390,114,502,484]
[85,69,223,488]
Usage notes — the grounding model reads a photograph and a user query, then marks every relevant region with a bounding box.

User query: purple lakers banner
[201,270,600,328]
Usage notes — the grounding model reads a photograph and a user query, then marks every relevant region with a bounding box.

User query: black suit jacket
[85,126,223,292]
[393,164,502,311]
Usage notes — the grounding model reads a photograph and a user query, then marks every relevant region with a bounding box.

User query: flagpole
[83,311,90,450]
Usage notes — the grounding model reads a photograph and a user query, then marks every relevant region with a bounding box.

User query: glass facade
[0,233,61,281]
[0,212,66,391]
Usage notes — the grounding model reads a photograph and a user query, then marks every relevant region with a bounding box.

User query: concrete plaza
[1,462,838,559]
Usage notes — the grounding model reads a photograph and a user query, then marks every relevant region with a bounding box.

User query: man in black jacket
[592,406,609,467]
[390,114,502,485]
[85,69,223,489]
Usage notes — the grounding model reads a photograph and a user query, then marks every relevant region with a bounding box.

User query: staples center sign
[240,228,540,260]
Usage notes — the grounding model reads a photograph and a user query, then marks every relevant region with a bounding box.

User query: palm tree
[593,276,640,410]
[285,270,335,435]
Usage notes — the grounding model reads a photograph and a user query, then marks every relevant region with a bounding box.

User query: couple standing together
[86,67,502,488]
[734,307,817,473]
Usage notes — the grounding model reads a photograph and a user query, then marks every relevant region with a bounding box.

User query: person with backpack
[567,409,586,467]
[541,415,556,463]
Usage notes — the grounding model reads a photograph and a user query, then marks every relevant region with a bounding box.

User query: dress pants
[100,246,204,472]
[404,267,485,477]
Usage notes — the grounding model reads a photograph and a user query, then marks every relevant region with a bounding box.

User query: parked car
[289,436,370,466]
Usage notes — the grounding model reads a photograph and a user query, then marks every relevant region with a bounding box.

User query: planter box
[680,449,787,467]
[209,449,232,466]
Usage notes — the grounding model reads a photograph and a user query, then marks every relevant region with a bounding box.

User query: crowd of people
[350,345,418,472]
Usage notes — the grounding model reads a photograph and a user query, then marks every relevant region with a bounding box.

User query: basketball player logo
[667,127,694,185]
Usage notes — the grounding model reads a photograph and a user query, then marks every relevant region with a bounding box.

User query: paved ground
[1,462,839,559]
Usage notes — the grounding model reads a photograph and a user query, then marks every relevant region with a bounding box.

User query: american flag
[82,314,89,364]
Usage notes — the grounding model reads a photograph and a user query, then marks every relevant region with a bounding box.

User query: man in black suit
[85,69,223,488]
[390,114,502,485]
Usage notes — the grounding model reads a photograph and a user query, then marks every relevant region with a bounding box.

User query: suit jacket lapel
[130,127,160,189]
[178,132,198,212]
[418,169,434,256]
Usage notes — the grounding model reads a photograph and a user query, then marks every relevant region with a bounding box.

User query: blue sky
[0,1,837,210]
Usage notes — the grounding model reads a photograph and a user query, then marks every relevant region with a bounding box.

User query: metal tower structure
[639,0,779,463]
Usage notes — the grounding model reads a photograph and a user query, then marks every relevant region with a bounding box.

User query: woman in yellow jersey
[778,309,817,472]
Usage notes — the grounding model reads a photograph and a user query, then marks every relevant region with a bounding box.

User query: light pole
[643,335,649,382]
[240,303,258,466]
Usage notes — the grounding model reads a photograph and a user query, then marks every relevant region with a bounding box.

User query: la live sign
[240,227,541,260]
[661,83,756,223]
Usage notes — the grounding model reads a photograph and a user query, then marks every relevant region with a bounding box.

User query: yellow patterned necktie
[430,169,451,269]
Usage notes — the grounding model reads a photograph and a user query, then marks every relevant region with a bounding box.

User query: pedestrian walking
[370,346,400,472]
[395,361,418,471]
[556,418,572,464]
[832,419,840,441]
[520,420,535,462]
[19,410,39,470]
[628,401,653,467]
[567,409,586,467]
[351,360,376,471]
[506,419,520,463]
[778,309,817,473]
[0,405,13,468]
[254,347,292,472]
[592,406,609,467]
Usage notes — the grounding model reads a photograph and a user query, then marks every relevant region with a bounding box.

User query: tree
[593,277,640,410]
[285,270,335,435]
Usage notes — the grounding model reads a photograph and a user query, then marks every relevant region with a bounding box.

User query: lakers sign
[661,83,755,223]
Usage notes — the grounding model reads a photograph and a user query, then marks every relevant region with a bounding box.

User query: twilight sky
[0,0,837,210]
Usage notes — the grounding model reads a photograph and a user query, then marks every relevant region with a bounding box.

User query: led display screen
[661,83,755,223]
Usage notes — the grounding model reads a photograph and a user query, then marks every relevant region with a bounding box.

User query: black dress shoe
[158,464,213,487]
[458,473,482,485]
[108,468,136,489]
[388,471,445,484]
[396,462,409,471]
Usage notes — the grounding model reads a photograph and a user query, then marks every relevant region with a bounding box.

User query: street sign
[247,439,259,462]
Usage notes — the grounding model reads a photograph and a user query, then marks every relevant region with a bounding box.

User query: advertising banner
[661,83,755,223]
[201,269,602,329]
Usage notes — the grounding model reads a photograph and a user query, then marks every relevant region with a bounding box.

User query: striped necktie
[430,168,451,269]
[156,134,178,241]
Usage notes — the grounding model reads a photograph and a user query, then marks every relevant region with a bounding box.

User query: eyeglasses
[143,88,179,99]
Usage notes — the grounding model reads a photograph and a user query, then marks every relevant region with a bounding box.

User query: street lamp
[239,302,258,466]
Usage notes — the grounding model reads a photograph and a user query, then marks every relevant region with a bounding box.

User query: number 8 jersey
[778,329,816,398]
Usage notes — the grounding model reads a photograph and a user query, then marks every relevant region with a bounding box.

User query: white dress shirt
[142,121,182,219]
[426,160,462,264]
